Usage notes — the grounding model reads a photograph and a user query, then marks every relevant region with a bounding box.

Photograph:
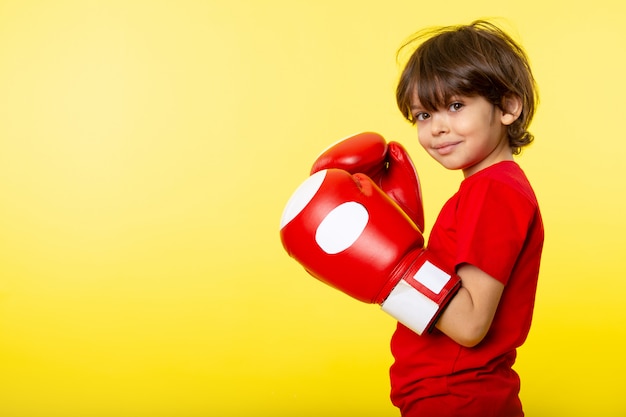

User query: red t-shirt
[389,161,544,412]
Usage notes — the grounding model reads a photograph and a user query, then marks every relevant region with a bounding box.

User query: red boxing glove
[280,169,460,335]
[311,132,425,232]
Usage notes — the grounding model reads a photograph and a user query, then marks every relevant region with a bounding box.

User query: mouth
[433,141,460,156]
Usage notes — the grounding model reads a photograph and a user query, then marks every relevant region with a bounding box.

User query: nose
[430,113,448,136]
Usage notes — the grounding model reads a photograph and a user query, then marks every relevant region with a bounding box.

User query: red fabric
[389,161,544,416]
[399,360,523,417]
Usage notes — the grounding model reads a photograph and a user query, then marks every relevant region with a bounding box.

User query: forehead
[409,90,424,109]
[407,72,461,112]
[409,84,458,111]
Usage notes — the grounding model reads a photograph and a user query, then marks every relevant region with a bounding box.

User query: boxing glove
[311,132,425,232]
[280,169,460,335]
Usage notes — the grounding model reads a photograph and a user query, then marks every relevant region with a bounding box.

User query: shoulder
[452,162,542,284]
[453,161,541,243]
[459,161,539,209]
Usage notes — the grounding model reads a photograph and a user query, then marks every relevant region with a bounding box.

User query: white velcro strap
[413,260,451,295]
[381,279,439,335]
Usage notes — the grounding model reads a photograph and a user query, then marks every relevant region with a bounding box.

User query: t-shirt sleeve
[454,178,535,285]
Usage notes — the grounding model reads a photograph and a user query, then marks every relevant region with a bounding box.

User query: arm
[280,169,460,335]
[435,263,504,347]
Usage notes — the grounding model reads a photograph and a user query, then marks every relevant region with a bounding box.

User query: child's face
[410,93,512,177]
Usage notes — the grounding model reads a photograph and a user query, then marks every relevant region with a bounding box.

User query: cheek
[452,117,476,135]
[416,129,429,149]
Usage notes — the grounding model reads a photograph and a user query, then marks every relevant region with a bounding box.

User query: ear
[500,95,523,126]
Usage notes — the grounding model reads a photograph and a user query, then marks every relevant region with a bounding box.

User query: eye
[449,102,464,112]
[414,112,430,122]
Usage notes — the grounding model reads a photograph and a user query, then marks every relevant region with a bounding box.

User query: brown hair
[396,20,538,155]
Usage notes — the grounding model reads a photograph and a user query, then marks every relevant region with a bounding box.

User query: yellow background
[1,1,625,416]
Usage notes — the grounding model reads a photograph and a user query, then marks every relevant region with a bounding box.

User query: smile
[433,141,461,156]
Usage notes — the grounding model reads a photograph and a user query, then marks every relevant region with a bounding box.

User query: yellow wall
[1,1,625,416]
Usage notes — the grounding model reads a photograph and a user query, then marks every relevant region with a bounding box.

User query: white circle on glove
[315,201,368,255]
[280,170,327,229]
